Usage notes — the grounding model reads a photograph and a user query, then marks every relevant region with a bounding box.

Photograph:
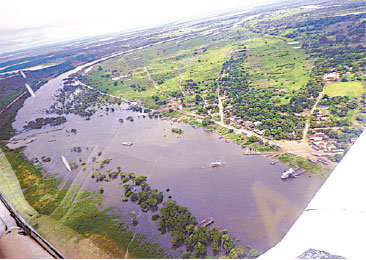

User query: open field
[324,81,365,98]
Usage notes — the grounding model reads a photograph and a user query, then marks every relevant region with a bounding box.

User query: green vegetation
[171,128,184,134]
[157,200,256,258]
[324,82,365,98]
[278,153,331,177]
[2,146,169,258]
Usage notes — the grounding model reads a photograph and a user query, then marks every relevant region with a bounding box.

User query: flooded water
[9,66,324,255]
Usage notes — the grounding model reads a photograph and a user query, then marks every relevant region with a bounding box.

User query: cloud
[0,0,275,53]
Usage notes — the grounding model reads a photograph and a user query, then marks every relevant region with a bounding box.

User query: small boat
[317,158,329,165]
[270,159,279,165]
[195,217,214,228]
[61,155,72,172]
[122,142,133,146]
[307,157,318,164]
[281,168,294,179]
[292,169,306,177]
[209,161,225,167]
[48,138,56,142]
[26,138,35,144]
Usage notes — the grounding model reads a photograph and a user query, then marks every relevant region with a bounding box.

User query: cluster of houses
[316,105,330,121]
[309,132,344,154]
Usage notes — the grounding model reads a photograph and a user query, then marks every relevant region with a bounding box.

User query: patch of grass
[3,146,67,215]
[244,33,312,92]
[324,81,365,98]
[277,153,331,177]
[0,92,22,111]
[1,145,168,258]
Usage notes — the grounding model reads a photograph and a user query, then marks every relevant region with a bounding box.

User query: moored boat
[122,142,133,146]
[307,157,318,164]
[26,138,35,144]
[209,161,225,167]
[270,159,279,165]
[281,168,294,179]
[195,217,214,229]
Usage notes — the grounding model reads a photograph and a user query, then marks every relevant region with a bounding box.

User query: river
[8,58,324,256]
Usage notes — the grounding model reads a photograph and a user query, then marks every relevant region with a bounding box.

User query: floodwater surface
[9,65,324,255]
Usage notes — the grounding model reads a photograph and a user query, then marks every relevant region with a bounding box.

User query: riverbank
[0,144,169,258]
[0,72,170,258]
[5,40,325,258]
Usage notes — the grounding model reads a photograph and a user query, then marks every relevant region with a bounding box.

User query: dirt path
[178,72,185,96]
[217,87,225,125]
[144,67,169,97]
[216,69,228,125]
[302,91,323,140]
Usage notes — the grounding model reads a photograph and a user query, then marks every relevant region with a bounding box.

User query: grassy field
[83,28,244,108]
[243,31,312,96]
[324,81,365,98]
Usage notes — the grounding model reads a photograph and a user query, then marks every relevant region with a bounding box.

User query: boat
[209,161,225,167]
[61,155,72,172]
[195,217,214,229]
[307,157,318,164]
[317,158,329,165]
[242,146,260,155]
[281,168,294,179]
[292,169,306,177]
[26,138,35,144]
[122,142,133,146]
[48,138,56,142]
[270,159,279,165]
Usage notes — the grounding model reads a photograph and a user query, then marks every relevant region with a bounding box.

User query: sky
[0,0,276,54]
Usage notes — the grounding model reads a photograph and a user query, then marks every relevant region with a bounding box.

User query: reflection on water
[252,181,299,247]
[9,68,325,254]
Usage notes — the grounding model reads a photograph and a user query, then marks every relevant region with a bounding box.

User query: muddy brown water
[9,66,325,256]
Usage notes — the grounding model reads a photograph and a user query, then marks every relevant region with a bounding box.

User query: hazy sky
[0,0,276,53]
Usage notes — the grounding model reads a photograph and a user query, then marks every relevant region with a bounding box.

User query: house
[313,140,327,148]
[309,133,326,141]
[322,72,341,81]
